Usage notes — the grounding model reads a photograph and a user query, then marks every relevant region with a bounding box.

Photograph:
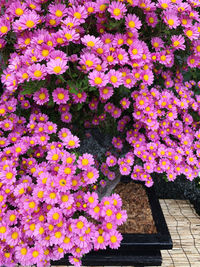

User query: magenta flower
[89,70,108,88]
[163,10,180,29]
[108,69,123,88]
[33,88,49,105]
[84,167,99,184]
[52,88,69,104]
[125,14,142,31]
[171,35,185,50]
[108,1,127,20]
[14,10,40,31]
[46,59,68,75]
[28,64,47,80]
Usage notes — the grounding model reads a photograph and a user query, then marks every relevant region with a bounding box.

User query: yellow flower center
[12,232,18,239]
[34,70,42,77]
[26,20,35,28]
[74,12,81,19]
[55,10,63,17]
[113,8,121,16]
[49,192,56,199]
[62,195,69,202]
[94,77,102,84]
[173,41,180,47]
[111,235,117,243]
[111,76,118,83]
[68,140,75,146]
[77,221,84,229]
[65,33,72,40]
[15,8,24,16]
[82,158,89,165]
[0,226,6,233]
[85,60,93,67]
[132,49,138,55]
[186,30,193,37]
[32,251,39,258]
[97,236,104,243]
[6,172,13,179]
[53,66,62,73]
[57,93,65,100]
[20,248,27,255]
[106,209,113,216]
[168,19,174,26]
[52,154,59,161]
[128,21,135,28]
[55,231,62,238]
[29,201,36,208]
[87,172,94,179]
[52,213,59,220]
[0,26,8,33]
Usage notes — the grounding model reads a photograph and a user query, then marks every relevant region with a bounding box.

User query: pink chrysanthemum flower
[61,111,72,123]
[68,5,88,24]
[52,88,69,104]
[163,10,180,29]
[115,48,129,65]
[28,246,44,265]
[79,52,100,71]
[89,70,108,88]
[129,41,143,60]
[108,1,127,20]
[184,26,199,40]
[111,107,122,119]
[106,155,117,167]
[120,97,131,110]
[171,35,185,50]
[99,86,113,100]
[8,1,27,17]
[119,164,131,175]
[33,88,49,105]
[81,34,102,49]
[46,59,68,75]
[125,14,142,31]
[93,231,108,250]
[72,91,87,104]
[146,12,158,28]
[15,245,30,265]
[83,167,99,184]
[14,10,40,31]
[62,28,80,44]
[77,153,94,170]
[0,18,10,37]
[151,37,164,51]
[46,148,61,163]
[6,227,21,246]
[47,207,63,224]
[48,3,68,19]
[107,230,122,249]
[84,192,98,208]
[142,70,154,85]
[58,128,72,141]
[108,70,123,88]
[28,64,47,81]
[64,135,80,149]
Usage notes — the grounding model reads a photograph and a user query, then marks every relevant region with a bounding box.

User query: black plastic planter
[51,179,173,266]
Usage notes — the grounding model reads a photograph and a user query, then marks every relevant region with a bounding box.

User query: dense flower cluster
[0,0,200,266]
[0,92,127,266]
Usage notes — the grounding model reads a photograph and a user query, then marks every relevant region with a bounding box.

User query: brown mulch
[115,182,157,234]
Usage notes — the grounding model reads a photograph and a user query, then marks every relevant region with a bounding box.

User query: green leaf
[21,87,37,95]
[21,80,46,95]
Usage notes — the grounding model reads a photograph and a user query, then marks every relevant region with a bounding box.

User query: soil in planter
[115,182,157,234]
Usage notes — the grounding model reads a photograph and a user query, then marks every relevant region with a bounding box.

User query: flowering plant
[0,0,200,266]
